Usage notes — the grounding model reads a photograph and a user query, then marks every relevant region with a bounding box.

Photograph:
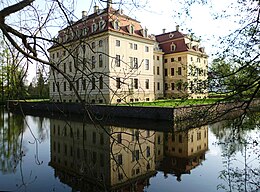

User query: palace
[48,1,208,104]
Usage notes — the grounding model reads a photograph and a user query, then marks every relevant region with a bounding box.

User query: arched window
[171,43,176,52]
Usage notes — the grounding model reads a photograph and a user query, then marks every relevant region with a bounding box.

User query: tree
[0,40,27,100]
[180,0,259,102]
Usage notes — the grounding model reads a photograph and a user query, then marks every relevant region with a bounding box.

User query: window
[157,82,160,90]
[157,66,160,75]
[157,56,159,60]
[63,50,66,57]
[63,63,66,73]
[171,68,174,76]
[69,62,72,72]
[92,23,97,32]
[197,57,201,62]
[91,56,96,69]
[129,57,133,68]
[91,42,95,49]
[145,46,149,52]
[179,135,183,143]
[117,133,122,143]
[56,52,59,58]
[135,150,139,161]
[164,68,168,76]
[197,132,201,140]
[145,79,149,89]
[52,82,55,92]
[116,40,120,46]
[91,76,95,90]
[165,83,168,90]
[99,54,103,67]
[92,132,96,144]
[82,45,86,54]
[114,20,119,30]
[178,57,181,61]
[177,83,181,91]
[171,44,176,51]
[171,83,175,90]
[99,76,103,89]
[144,29,148,37]
[82,27,88,36]
[133,57,138,69]
[63,82,66,91]
[134,44,137,50]
[145,59,149,70]
[129,42,133,49]
[178,67,182,75]
[171,58,174,62]
[82,79,86,90]
[100,133,104,145]
[191,57,193,61]
[115,55,120,67]
[116,78,121,89]
[146,146,150,158]
[99,20,105,30]
[99,40,103,47]
[117,154,123,165]
[130,25,134,34]
[134,78,138,89]
[57,82,60,92]
[164,59,168,63]
[76,80,79,90]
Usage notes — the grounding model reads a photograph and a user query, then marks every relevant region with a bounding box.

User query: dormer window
[144,28,148,37]
[99,20,106,30]
[82,27,88,36]
[171,43,176,52]
[114,20,120,30]
[92,23,97,32]
[130,25,134,34]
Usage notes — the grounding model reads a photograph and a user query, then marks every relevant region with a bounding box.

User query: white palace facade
[48,1,208,104]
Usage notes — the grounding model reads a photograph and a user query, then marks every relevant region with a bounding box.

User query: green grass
[125,98,223,107]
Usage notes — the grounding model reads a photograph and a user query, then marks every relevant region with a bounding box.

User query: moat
[0,106,259,192]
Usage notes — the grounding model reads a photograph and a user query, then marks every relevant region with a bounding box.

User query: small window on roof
[171,43,176,51]
[114,20,120,30]
[92,23,97,32]
[130,25,134,34]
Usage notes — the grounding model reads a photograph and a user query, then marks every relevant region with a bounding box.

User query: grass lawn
[125,98,223,107]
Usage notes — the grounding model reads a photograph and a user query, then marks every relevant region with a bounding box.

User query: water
[0,107,259,192]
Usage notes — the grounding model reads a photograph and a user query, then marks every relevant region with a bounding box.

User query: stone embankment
[6,99,260,123]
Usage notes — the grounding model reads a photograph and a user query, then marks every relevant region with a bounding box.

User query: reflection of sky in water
[0,113,259,192]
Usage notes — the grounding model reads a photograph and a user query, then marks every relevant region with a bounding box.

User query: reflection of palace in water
[49,118,209,191]
[49,119,156,191]
[158,126,208,181]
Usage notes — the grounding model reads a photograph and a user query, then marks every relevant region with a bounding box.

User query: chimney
[82,11,87,18]
[94,5,99,13]
[162,28,166,34]
[176,25,180,31]
[107,0,112,8]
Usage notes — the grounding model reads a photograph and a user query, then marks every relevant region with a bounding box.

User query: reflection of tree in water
[31,116,49,142]
[211,112,260,192]
[0,107,25,174]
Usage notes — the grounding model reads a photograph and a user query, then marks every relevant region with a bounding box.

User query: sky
[1,0,242,83]
[72,0,240,57]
